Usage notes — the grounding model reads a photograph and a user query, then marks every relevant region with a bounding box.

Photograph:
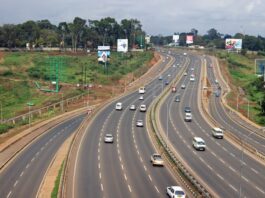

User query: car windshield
[198,141,205,145]
[106,134,112,137]
[175,191,185,195]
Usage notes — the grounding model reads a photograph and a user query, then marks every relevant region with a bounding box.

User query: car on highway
[150,153,164,166]
[139,95,144,100]
[171,86,176,92]
[139,104,147,112]
[193,137,206,151]
[130,104,136,110]
[191,67,194,71]
[136,120,144,127]
[165,80,169,85]
[159,76,163,80]
[184,113,192,122]
[190,77,195,81]
[115,102,123,110]
[166,186,186,198]
[181,84,186,89]
[212,127,224,139]
[183,72,187,76]
[184,107,191,113]
[139,86,145,94]
[104,134,114,143]
[175,95,180,102]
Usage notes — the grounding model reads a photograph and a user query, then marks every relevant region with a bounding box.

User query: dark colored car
[184,107,191,113]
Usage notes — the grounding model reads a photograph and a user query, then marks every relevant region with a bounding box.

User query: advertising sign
[173,35,179,43]
[255,59,265,76]
[186,35,193,44]
[98,46,110,62]
[225,39,242,50]
[117,39,128,52]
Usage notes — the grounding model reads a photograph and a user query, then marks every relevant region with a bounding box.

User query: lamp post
[27,102,34,129]
[239,131,255,197]
[0,102,2,124]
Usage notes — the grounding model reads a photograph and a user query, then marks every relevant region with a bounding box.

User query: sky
[0,0,265,36]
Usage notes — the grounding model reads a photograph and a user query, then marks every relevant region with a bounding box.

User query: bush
[0,124,14,134]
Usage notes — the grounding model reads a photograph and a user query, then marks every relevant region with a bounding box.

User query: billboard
[225,39,242,50]
[186,35,193,44]
[117,39,128,52]
[255,59,265,76]
[173,35,179,43]
[98,46,110,62]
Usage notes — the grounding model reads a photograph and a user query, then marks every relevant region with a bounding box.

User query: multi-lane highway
[0,114,85,198]
[66,52,192,198]
[205,56,265,154]
[1,50,265,198]
[158,52,265,197]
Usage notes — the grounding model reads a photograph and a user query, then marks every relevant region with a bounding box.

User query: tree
[207,28,221,40]
[68,17,86,52]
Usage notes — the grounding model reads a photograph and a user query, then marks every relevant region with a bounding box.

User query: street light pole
[0,102,2,124]
[166,101,169,148]
[239,131,255,197]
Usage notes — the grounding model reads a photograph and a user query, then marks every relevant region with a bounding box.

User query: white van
[193,137,206,151]
[212,127,224,139]
[139,86,145,94]
[184,113,192,122]
[115,102,122,110]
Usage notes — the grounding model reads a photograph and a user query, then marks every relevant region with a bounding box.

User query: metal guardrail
[1,93,86,125]
[148,56,213,198]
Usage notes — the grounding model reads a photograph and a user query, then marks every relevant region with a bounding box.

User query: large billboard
[98,46,110,62]
[173,35,179,43]
[186,35,193,44]
[255,59,265,76]
[225,39,242,50]
[117,39,128,52]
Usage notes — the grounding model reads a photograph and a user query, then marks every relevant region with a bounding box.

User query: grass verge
[51,160,65,198]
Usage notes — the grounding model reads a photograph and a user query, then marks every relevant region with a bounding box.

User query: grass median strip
[51,160,65,198]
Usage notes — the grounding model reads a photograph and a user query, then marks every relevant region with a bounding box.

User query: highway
[0,114,85,198]
[68,52,189,198]
[205,56,265,154]
[158,52,265,197]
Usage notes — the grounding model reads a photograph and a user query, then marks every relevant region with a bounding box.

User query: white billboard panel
[173,35,179,43]
[186,35,193,44]
[117,39,128,52]
[225,39,242,50]
[98,46,110,51]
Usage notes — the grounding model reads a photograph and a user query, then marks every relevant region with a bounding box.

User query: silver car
[104,134,114,143]
[136,120,144,127]
[150,153,164,166]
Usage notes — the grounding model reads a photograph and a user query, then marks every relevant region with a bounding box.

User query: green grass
[0,51,154,121]
[51,160,65,198]
[217,51,265,124]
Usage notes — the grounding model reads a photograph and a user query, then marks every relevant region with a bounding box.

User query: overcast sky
[1,0,265,36]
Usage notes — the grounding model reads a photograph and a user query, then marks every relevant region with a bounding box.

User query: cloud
[0,0,264,36]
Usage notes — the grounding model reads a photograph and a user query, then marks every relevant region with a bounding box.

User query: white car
[104,134,114,143]
[115,102,122,110]
[183,72,187,76]
[150,153,164,166]
[136,120,144,127]
[130,104,136,110]
[212,127,224,139]
[181,84,186,89]
[139,95,144,100]
[193,137,206,151]
[184,113,192,122]
[190,77,195,82]
[139,104,147,112]
[166,186,186,198]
